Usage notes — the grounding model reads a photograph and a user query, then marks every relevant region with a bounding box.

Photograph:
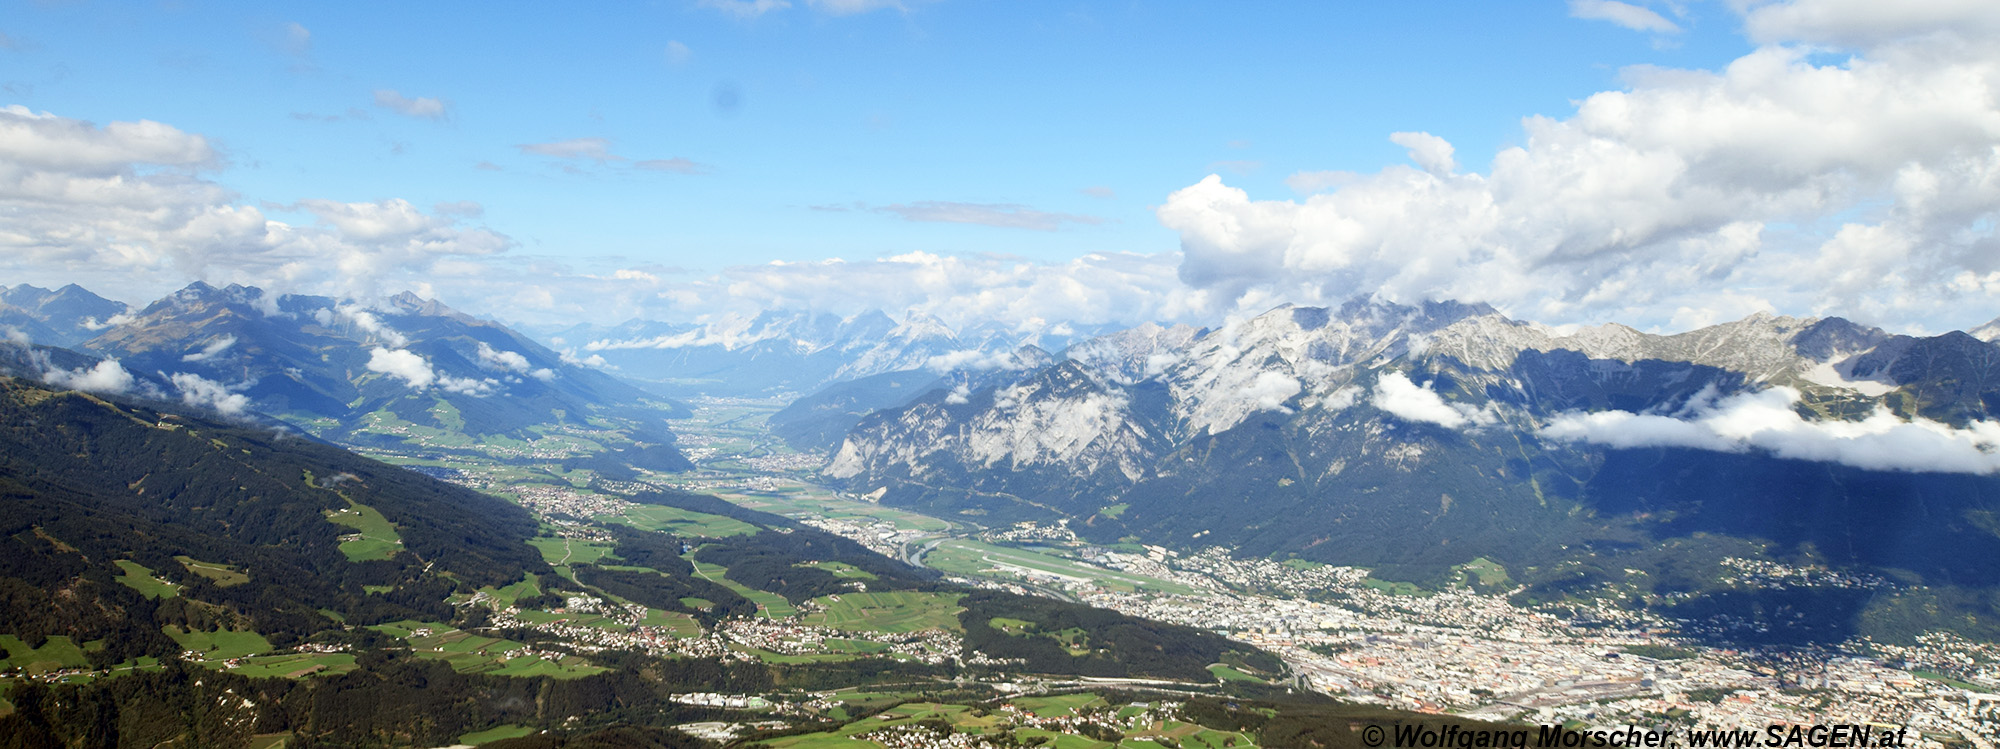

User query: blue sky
[5,1,1999,334]
[4,1,1749,267]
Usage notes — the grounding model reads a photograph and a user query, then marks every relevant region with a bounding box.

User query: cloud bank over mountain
[1542,385,2000,475]
[1160,0,2000,334]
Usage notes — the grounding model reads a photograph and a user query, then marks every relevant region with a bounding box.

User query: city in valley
[365,398,2000,749]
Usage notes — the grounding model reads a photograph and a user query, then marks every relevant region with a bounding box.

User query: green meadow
[113,560,180,599]
[801,591,965,634]
[325,498,403,562]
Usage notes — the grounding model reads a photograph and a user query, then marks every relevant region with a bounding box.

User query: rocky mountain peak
[1970,315,2000,343]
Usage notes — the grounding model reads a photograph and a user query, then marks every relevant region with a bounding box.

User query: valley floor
[195,394,2000,748]
[637,398,2000,749]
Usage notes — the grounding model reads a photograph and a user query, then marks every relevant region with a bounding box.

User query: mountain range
[15,279,2000,646]
[820,299,2000,644]
[1,282,694,471]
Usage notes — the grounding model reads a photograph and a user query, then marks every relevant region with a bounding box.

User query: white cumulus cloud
[1372,372,1472,428]
[181,334,237,362]
[1237,371,1302,413]
[1160,0,2000,333]
[437,374,498,396]
[42,358,136,395]
[475,341,532,373]
[365,347,435,389]
[335,305,409,348]
[924,349,1030,373]
[1541,386,2000,474]
[0,105,510,306]
[170,372,250,416]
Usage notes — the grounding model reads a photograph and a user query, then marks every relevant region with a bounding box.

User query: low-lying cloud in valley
[1541,386,2000,475]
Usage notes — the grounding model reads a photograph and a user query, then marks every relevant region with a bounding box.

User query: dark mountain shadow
[1494,348,1755,413]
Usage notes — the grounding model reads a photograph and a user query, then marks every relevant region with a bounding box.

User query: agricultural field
[1449,557,1511,588]
[510,608,611,628]
[459,724,534,745]
[369,621,605,679]
[729,644,862,665]
[990,618,1093,655]
[755,695,1259,749]
[354,407,478,450]
[0,635,95,675]
[1361,578,1428,597]
[1012,693,1105,718]
[926,540,1198,596]
[528,537,616,566]
[176,556,249,587]
[689,559,797,618]
[163,626,274,661]
[638,608,703,637]
[610,504,759,538]
[112,560,180,599]
[325,498,403,562]
[729,491,954,533]
[800,592,965,633]
[478,575,543,608]
[226,653,358,679]
[1208,664,1265,683]
[800,561,876,580]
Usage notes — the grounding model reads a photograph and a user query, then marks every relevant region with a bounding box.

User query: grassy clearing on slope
[325,497,403,562]
[176,556,249,587]
[528,537,615,566]
[113,560,180,599]
[227,653,357,679]
[801,592,965,634]
[1208,663,1265,683]
[639,608,703,637]
[1012,693,1106,718]
[729,643,861,665]
[1451,557,1511,588]
[459,724,535,745]
[800,561,877,580]
[356,407,478,449]
[0,635,94,674]
[479,575,543,608]
[689,559,797,618]
[727,491,951,532]
[608,504,760,538]
[370,620,605,679]
[163,626,274,661]
[1361,578,1428,597]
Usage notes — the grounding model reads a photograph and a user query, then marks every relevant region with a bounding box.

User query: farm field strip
[928,540,1198,596]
